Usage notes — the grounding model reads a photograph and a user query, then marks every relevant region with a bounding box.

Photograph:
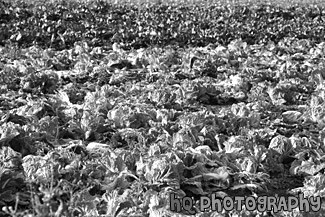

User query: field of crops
[2,0,325,216]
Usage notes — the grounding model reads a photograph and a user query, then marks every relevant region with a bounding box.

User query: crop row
[1,0,325,49]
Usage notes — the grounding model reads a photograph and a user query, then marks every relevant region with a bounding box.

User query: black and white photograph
[0,0,325,216]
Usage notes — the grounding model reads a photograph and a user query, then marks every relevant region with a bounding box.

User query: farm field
[2,0,325,216]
